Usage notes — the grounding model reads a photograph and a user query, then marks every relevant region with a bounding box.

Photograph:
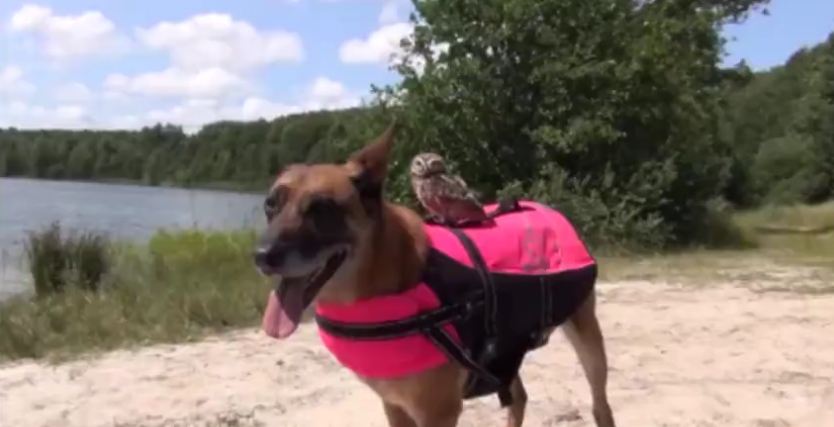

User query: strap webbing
[448,228,497,338]
[314,298,480,340]
[424,326,502,387]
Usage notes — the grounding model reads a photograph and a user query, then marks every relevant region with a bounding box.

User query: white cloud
[239,97,302,121]
[1,74,361,132]
[142,97,299,133]
[339,22,413,64]
[146,98,222,130]
[137,77,360,133]
[0,66,36,98]
[103,13,303,105]
[8,4,126,60]
[100,114,143,130]
[338,20,449,77]
[104,67,251,99]
[305,76,360,110]
[136,13,304,72]
[2,101,92,129]
[54,82,93,103]
[378,1,400,24]
[310,77,347,101]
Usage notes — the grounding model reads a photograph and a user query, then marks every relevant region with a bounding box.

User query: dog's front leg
[382,396,461,427]
[411,400,462,427]
[383,402,417,427]
[506,376,528,427]
[371,363,466,427]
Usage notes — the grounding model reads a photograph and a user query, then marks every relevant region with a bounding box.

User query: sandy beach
[2,275,833,427]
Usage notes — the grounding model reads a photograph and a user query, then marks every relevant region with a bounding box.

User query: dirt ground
[2,267,833,427]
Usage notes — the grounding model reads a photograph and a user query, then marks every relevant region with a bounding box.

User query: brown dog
[254,123,616,427]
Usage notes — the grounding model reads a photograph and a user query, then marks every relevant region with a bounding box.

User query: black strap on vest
[423,326,502,389]
[314,297,481,340]
[447,228,514,406]
[448,228,497,338]
[315,297,504,392]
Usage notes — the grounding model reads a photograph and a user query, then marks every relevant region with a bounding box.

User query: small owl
[410,152,488,226]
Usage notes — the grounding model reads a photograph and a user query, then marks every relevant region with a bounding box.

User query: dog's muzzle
[253,240,290,276]
[255,241,349,339]
[254,238,348,275]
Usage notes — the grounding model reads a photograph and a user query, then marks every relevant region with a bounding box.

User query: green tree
[142,148,166,186]
[1,140,25,176]
[380,0,767,246]
[276,114,333,165]
[751,134,818,203]
[721,31,834,204]
[66,142,95,179]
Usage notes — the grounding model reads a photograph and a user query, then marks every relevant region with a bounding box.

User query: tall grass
[0,228,269,361]
[24,222,110,296]
[734,202,834,263]
[734,201,834,230]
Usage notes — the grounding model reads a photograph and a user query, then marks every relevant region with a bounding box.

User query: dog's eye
[306,197,336,217]
[264,197,277,210]
[305,197,343,235]
[264,198,277,220]
[264,188,287,220]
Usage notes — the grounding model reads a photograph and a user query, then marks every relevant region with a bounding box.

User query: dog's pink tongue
[262,285,303,339]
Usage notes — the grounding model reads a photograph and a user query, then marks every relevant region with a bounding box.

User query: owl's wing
[433,174,487,224]
[447,174,481,203]
[436,175,472,201]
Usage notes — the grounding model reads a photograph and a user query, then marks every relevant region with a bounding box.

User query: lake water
[0,178,265,301]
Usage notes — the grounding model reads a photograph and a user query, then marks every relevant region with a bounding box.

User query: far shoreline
[0,176,266,196]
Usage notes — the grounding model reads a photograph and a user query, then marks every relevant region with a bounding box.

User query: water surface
[0,178,265,300]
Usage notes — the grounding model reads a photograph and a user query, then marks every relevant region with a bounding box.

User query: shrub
[751,134,822,204]
[24,222,110,296]
[499,166,669,252]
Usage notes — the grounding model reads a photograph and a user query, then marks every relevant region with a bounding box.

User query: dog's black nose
[253,244,286,272]
[253,247,270,269]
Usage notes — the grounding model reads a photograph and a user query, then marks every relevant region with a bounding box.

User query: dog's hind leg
[562,291,616,427]
[506,376,528,427]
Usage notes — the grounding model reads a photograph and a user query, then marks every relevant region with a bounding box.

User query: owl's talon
[423,214,445,225]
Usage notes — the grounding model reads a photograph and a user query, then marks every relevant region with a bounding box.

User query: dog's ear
[346,120,398,215]
[347,120,397,185]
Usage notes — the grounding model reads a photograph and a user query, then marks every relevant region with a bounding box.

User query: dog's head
[253,122,397,338]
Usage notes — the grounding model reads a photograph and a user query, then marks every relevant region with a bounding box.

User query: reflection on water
[0,177,265,300]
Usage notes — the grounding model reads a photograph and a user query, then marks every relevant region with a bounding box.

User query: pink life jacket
[312,201,597,405]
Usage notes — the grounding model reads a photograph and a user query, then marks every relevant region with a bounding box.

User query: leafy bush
[499,166,669,251]
[751,134,827,204]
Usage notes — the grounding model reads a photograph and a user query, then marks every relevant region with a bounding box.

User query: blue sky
[1,0,832,132]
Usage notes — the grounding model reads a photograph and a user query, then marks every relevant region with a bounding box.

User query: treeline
[2,0,832,249]
[0,107,382,191]
[722,33,834,206]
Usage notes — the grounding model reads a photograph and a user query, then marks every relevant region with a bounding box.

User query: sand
[2,277,833,427]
